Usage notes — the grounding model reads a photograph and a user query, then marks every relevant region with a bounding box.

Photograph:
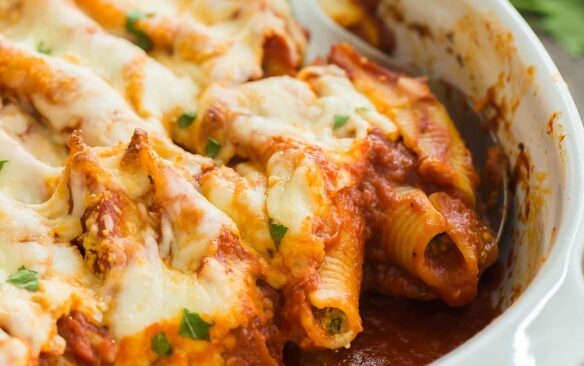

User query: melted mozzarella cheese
[0,285,54,354]
[194,66,398,158]
[266,151,327,234]
[0,103,68,167]
[192,68,398,257]
[0,193,54,242]
[74,0,305,86]
[106,231,246,338]
[301,65,399,140]
[0,130,61,204]
[155,167,235,271]
[0,193,101,358]
[1,0,199,126]
[29,61,160,145]
[200,165,274,258]
[0,0,390,362]
[0,329,29,366]
[0,38,165,146]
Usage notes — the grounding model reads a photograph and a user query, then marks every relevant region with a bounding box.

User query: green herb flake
[135,33,152,51]
[356,106,371,113]
[37,41,53,55]
[269,218,288,247]
[177,112,197,129]
[0,160,8,171]
[125,11,154,51]
[7,266,39,292]
[205,138,221,158]
[151,332,172,356]
[333,114,350,129]
[178,309,212,341]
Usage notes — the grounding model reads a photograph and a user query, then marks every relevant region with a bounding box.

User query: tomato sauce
[285,263,504,366]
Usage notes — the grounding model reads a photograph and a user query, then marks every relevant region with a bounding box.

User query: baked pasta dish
[0,0,499,365]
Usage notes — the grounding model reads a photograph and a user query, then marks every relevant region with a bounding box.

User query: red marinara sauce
[285,263,504,366]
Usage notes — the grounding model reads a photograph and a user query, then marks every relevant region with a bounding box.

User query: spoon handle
[290,0,417,74]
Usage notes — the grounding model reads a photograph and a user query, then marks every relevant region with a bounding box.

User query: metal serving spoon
[290,0,509,244]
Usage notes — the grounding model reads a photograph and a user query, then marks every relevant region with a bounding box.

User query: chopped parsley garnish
[205,138,221,158]
[0,160,8,171]
[355,106,371,113]
[37,41,53,55]
[177,112,197,129]
[125,11,153,51]
[268,218,288,247]
[178,309,212,341]
[7,266,39,292]
[151,332,172,356]
[333,114,350,129]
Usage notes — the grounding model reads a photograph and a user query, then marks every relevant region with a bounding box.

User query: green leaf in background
[510,0,584,56]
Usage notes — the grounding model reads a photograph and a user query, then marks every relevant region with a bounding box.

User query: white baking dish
[370,0,584,364]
